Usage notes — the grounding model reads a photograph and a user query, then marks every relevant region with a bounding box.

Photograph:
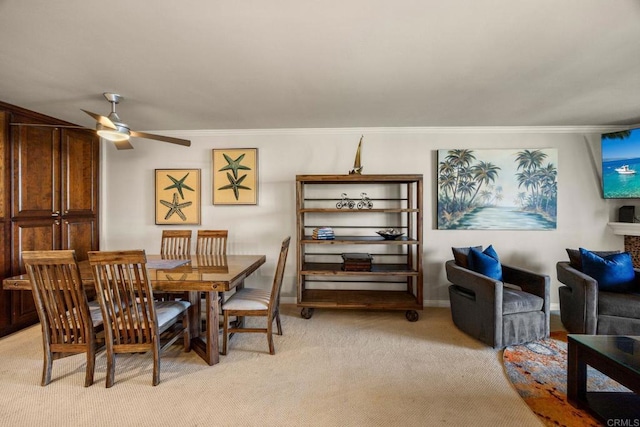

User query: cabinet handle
[52,211,60,217]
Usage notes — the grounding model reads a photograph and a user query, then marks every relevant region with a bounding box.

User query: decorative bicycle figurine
[336,193,355,209]
[357,192,373,209]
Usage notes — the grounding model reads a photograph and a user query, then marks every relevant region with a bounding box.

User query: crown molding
[152,125,626,138]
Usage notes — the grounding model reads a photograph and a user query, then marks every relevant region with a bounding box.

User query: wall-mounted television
[602,128,640,199]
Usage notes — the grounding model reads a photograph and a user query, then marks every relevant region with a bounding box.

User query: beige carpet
[0,305,542,426]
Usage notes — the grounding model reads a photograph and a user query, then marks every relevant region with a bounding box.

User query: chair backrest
[269,236,291,314]
[195,230,228,255]
[160,230,192,257]
[88,250,157,345]
[22,250,96,347]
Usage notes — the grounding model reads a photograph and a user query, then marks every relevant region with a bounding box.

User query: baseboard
[281,297,560,311]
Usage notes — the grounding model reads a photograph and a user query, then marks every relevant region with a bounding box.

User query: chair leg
[183,312,191,352]
[105,349,115,388]
[275,311,283,336]
[41,341,53,386]
[222,311,229,355]
[152,337,161,386]
[267,319,275,355]
[84,347,96,387]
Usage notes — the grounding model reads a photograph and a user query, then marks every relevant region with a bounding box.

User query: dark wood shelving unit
[296,174,423,321]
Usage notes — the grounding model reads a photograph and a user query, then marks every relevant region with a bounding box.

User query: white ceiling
[1,0,640,132]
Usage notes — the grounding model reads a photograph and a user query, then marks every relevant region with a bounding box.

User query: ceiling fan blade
[81,109,117,129]
[113,140,134,150]
[130,130,191,147]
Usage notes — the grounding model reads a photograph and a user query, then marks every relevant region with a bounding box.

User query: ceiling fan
[11,92,191,150]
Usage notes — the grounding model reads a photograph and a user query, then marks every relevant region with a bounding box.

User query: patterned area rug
[503,332,630,427]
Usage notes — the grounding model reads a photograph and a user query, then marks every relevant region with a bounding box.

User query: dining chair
[22,250,104,387]
[195,229,228,255]
[88,249,191,387]
[160,229,192,257]
[222,236,290,355]
[195,230,229,328]
[159,229,192,301]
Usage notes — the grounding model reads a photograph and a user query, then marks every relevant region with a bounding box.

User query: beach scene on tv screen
[602,128,640,198]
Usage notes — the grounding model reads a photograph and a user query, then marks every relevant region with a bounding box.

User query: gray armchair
[445,259,550,348]
[557,261,640,335]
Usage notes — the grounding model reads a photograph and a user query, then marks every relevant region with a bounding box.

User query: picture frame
[155,169,201,225]
[437,148,557,230]
[212,148,258,205]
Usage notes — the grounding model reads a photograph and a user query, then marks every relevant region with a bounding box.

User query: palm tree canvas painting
[437,149,557,230]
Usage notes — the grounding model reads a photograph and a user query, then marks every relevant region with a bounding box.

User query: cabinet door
[0,221,12,332]
[0,111,8,221]
[61,216,98,262]
[12,125,61,219]
[10,220,57,324]
[0,113,9,331]
[12,219,60,273]
[61,129,99,217]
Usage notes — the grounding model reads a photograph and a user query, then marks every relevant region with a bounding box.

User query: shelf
[302,262,419,275]
[299,289,421,310]
[296,174,424,184]
[301,236,418,244]
[299,208,419,213]
[607,222,640,236]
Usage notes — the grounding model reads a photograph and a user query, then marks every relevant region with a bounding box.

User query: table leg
[567,337,587,408]
[189,290,220,366]
[187,291,200,344]
[205,290,220,364]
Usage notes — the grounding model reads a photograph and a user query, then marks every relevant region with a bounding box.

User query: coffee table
[567,334,640,422]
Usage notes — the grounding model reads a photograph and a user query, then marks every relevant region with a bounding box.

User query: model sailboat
[349,135,364,175]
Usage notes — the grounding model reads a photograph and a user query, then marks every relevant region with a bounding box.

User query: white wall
[102,128,626,309]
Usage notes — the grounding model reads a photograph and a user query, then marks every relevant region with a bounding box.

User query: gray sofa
[446,260,550,348]
[557,261,640,334]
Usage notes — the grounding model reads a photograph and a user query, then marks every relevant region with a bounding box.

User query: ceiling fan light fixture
[96,123,130,142]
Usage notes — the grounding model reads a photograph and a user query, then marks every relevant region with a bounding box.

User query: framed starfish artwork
[212,148,258,205]
[155,169,201,225]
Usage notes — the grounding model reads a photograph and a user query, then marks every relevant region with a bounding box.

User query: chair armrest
[445,260,502,312]
[502,264,550,303]
[556,261,598,301]
[556,261,598,334]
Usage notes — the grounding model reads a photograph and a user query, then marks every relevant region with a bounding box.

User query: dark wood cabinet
[0,101,100,337]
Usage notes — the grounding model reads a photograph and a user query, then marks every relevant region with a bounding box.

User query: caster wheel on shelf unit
[405,310,419,322]
[301,307,315,319]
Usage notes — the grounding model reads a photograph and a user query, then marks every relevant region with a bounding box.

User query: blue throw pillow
[468,245,503,281]
[579,248,636,292]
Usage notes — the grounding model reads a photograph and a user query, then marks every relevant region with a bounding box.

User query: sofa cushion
[598,291,640,319]
[468,245,502,281]
[580,248,636,292]
[566,248,620,271]
[502,288,544,314]
[452,246,482,268]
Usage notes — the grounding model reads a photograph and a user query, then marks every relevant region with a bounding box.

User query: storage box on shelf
[296,174,423,321]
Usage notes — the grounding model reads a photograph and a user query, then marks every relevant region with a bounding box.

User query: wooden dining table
[2,253,266,366]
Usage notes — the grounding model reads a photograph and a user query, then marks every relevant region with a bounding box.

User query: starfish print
[163,173,194,200]
[218,153,251,179]
[218,172,251,200]
[160,192,193,221]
